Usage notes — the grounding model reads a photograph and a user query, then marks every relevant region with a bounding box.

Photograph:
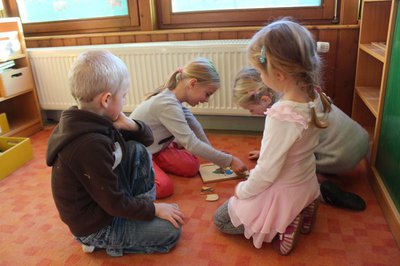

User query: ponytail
[145,68,183,100]
[306,86,331,129]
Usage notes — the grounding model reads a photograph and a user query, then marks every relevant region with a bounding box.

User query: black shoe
[320,181,366,211]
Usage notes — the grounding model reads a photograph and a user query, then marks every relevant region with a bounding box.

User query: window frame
[156,0,338,29]
[4,0,140,36]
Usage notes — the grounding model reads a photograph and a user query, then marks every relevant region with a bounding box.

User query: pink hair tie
[315,86,322,93]
[177,66,183,73]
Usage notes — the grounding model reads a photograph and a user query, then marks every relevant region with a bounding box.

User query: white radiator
[28,40,251,115]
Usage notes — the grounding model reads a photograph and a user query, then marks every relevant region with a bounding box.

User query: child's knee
[155,171,174,198]
[153,161,174,198]
[213,209,225,230]
[157,220,182,249]
[178,159,200,177]
[156,181,174,199]
[213,214,223,230]
[213,201,229,228]
[168,225,182,243]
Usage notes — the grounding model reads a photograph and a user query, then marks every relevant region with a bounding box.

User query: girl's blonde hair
[247,18,331,128]
[146,57,220,99]
[233,67,278,107]
[69,50,129,103]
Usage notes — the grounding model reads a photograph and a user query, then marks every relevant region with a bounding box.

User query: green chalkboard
[376,3,400,212]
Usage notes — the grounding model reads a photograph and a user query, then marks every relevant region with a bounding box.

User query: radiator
[28,40,251,115]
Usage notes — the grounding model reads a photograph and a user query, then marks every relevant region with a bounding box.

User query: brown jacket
[46,106,155,237]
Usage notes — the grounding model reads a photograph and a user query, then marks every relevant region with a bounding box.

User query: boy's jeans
[76,141,181,257]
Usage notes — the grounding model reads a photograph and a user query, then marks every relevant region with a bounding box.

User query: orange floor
[0,126,399,266]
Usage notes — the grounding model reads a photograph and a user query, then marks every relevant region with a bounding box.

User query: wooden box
[0,67,34,97]
[0,137,33,180]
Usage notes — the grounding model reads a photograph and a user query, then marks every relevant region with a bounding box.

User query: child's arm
[182,106,210,144]
[230,156,248,176]
[157,99,236,169]
[248,150,260,160]
[113,112,139,131]
[114,112,154,146]
[154,203,185,228]
[182,106,248,175]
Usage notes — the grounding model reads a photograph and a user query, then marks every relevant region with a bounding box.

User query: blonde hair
[233,67,278,107]
[247,18,331,128]
[69,50,129,103]
[146,57,220,99]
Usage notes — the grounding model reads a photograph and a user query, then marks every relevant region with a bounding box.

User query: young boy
[46,50,184,257]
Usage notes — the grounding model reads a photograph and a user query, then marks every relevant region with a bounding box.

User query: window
[16,0,129,23]
[3,0,339,36]
[157,0,337,29]
[171,0,323,12]
[5,0,139,35]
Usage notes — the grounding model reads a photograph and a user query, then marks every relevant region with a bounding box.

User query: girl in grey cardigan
[130,58,248,199]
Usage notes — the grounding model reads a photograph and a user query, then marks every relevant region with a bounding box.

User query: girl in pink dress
[214,18,332,255]
[232,66,368,212]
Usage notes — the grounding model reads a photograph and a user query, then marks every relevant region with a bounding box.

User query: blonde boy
[46,50,184,257]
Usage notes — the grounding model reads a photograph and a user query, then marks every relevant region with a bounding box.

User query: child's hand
[154,203,185,229]
[248,150,260,160]
[230,156,248,176]
[113,112,139,131]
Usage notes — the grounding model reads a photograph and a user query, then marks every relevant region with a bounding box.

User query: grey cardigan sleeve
[182,105,210,144]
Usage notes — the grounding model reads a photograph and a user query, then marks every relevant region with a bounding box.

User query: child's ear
[260,95,272,107]
[100,92,112,108]
[274,69,285,81]
[188,78,197,89]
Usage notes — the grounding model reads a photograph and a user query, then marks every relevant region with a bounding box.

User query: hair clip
[177,66,183,73]
[259,45,266,65]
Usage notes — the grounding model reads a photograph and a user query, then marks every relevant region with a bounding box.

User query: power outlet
[317,41,330,53]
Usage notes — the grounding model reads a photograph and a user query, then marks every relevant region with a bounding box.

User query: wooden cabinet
[353,0,400,246]
[0,17,42,137]
[352,0,397,161]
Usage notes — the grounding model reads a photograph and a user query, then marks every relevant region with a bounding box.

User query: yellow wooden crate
[0,137,33,180]
[0,113,10,134]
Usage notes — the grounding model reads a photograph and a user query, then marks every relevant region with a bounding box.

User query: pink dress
[228,100,321,248]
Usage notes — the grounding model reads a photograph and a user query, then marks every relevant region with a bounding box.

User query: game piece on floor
[200,186,214,194]
[205,194,219,202]
[201,186,214,192]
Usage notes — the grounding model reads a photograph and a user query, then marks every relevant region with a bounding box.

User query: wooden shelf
[0,53,26,63]
[355,86,380,117]
[0,17,42,137]
[2,118,42,137]
[353,0,392,128]
[359,43,386,62]
[353,0,400,248]
[0,88,34,103]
